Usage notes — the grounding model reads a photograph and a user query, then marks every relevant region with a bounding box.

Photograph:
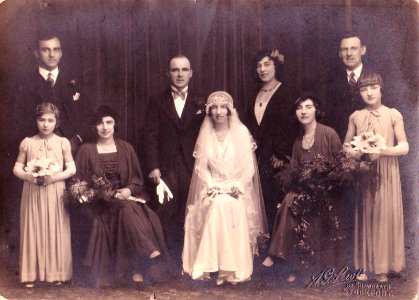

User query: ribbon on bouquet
[156,178,174,204]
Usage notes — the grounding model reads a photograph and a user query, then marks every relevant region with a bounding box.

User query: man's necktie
[172,89,187,100]
[349,71,357,95]
[47,72,55,87]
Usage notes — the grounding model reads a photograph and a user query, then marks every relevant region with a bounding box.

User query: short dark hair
[167,54,191,70]
[358,70,384,97]
[339,31,364,46]
[35,102,61,128]
[358,70,384,89]
[251,49,283,82]
[34,32,61,50]
[91,105,120,133]
[293,93,322,119]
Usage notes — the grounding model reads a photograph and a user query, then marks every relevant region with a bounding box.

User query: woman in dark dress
[75,106,169,287]
[246,49,298,230]
[262,95,346,282]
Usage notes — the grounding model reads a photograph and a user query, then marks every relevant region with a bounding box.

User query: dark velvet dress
[75,139,169,287]
[268,124,347,271]
[245,84,298,230]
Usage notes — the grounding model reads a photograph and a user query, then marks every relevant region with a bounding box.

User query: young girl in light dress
[13,103,76,287]
[344,71,409,283]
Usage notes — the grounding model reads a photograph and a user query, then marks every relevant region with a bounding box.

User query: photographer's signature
[307,266,363,287]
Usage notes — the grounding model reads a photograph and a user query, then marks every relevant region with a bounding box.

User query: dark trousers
[157,155,192,250]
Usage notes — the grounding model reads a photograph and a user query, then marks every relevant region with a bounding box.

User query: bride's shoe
[216,278,225,286]
[262,256,274,267]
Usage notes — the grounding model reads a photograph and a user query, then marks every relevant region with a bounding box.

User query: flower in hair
[271,49,285,64]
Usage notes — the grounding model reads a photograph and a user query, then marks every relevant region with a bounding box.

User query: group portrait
[0,0,417,299]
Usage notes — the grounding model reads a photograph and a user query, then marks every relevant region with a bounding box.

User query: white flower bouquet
[350,131,387,154]
[24,157,61,177]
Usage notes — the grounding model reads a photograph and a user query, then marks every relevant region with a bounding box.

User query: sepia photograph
[0,0,417,299]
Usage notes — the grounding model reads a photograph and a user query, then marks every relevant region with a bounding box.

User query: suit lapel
[181,93,197,128]
[161,91,182,129]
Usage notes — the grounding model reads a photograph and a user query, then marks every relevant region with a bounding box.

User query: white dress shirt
[346,63,363,83]
[39,66,59,82]
[172,86,188,118]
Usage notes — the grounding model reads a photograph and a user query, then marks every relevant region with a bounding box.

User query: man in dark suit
[1,33,92,278]
[325,32,373,140]
[15,33,91,153]
[143,55,205,249]
[323,32,375,268]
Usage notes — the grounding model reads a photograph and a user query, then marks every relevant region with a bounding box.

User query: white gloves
[156,178,174,204]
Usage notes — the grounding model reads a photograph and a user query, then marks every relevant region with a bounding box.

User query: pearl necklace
[216,131,228,142]
[302,126,316,152]
[260,80,280,92]
[97,142,116,152]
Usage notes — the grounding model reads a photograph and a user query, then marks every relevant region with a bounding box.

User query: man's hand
[270,155,284,169]
[149,169,161,185]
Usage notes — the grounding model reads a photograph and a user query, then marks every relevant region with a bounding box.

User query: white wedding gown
[183,131,255,283]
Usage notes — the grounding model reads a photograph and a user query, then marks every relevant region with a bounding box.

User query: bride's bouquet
[350,131,387,154]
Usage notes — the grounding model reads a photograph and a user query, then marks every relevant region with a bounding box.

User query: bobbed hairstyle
[293,92,322,119]
[35,102,60,128]
[358,70,384,90]
[91,105,120,133]
[251,49,283,83]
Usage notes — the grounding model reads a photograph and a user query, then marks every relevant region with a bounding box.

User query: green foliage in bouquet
[63,175,116,205]
[288,151,376,266]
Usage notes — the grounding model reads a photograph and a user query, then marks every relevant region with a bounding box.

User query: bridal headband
[206,91,233,106]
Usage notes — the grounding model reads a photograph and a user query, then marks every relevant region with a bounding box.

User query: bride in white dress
[182,91,268,285]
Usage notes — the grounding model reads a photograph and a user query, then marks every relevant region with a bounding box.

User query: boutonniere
[73,92,80,101]
[70,79,81,101]
[196,109,202,115]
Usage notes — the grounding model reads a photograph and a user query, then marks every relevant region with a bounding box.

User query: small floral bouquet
[350,131,387,154]
[64,175,146,205]
[25,157,61,185]
[25,157,61,177]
